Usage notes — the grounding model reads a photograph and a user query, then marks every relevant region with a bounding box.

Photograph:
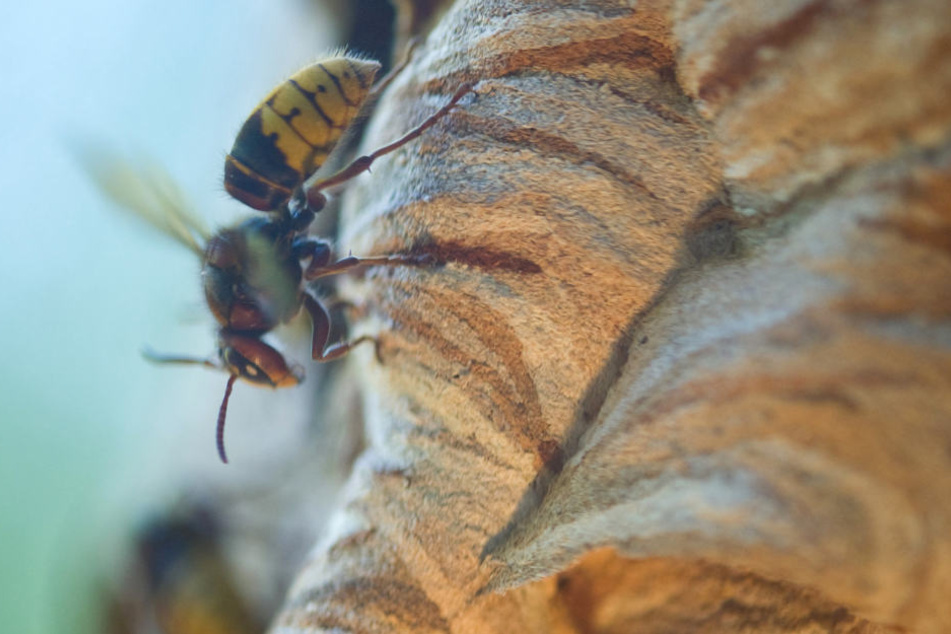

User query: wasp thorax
[202,225,289,333]
[202,232,266,332]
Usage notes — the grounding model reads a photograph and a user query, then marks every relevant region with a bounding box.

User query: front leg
[305,252,432,281]
[302,293,378,362]
[295,235,432,280]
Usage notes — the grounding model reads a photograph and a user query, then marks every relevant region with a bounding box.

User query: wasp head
[213,332,303,463]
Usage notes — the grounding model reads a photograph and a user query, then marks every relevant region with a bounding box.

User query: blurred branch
[390,0,452,45]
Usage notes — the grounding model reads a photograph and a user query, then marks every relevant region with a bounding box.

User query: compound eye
[219,333,303,388]
[222,348,273,385]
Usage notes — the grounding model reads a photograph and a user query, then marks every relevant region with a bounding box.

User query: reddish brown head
[214,332,303,463]
[218,333,303,388]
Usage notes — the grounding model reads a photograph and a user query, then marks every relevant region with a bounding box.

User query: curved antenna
[217,374,238,464]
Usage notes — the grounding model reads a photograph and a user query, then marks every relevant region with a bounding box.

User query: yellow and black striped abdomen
[225,57,381,211]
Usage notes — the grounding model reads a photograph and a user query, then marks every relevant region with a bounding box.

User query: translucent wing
[75,144,211,257]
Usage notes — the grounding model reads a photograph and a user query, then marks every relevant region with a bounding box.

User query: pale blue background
[0,2,341,631]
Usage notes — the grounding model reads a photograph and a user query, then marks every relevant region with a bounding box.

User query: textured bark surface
[272,0,951,632]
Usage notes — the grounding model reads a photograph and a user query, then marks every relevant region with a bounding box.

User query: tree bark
[272,0,951,632]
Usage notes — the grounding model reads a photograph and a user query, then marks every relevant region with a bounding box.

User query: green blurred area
[0,2,349,632]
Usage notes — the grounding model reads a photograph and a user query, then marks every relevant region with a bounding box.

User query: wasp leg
[292,236,333,274]
[294,235,430,280]
[367,37,419,100]
[305,83,474,212]
[327,296,362,314]
[302,293,379,362]
[288,205,316,231]
[305,252,431,280]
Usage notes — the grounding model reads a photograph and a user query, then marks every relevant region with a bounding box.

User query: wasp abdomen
[225,57,381,211]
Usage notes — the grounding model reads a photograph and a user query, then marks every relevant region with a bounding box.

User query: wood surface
[272,0,951,632]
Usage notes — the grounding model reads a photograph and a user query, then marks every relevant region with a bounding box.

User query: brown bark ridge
[271,0,951,632]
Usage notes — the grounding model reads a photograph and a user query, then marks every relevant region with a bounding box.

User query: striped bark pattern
[272,0,951,632]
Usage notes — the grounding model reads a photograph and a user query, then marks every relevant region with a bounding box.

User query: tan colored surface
[273,0,951,632]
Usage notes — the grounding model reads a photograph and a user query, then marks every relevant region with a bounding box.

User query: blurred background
[0,1,397,632]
